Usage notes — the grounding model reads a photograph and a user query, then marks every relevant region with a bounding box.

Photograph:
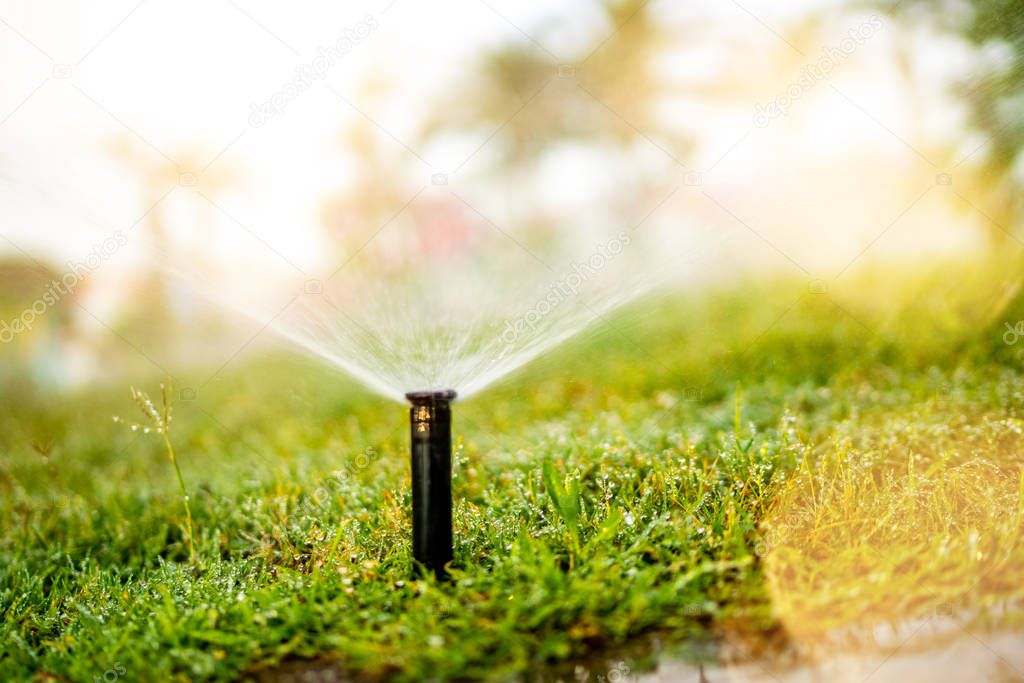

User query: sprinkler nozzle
[405,389,456,579]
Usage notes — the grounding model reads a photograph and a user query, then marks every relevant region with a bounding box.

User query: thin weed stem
[115,379,196,563]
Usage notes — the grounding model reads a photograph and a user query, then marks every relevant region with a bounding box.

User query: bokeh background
[1,0,1021,393]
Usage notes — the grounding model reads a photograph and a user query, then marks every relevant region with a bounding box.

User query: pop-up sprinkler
[405,389,456,579]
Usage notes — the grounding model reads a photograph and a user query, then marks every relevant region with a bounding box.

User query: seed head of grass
[114,378,195,562]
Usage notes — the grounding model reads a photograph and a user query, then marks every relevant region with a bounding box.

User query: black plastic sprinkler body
[405,389,456,580]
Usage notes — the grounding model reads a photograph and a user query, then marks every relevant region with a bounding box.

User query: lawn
[2,257,1023,681]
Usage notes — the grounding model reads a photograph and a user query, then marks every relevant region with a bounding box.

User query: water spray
[405,389,456,579]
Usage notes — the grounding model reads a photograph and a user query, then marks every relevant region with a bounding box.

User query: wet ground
[643,630,1024,682]
[251,623,1024,683]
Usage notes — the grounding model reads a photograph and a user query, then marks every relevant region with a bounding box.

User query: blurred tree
[885,0,1024,242]
[417,0,687,168]
[318,76,437,281]
[0,259,76,390]
[107,137,239,346]
[402,0,699,261]
[959,1,1024,176]
[958,0,1024,240]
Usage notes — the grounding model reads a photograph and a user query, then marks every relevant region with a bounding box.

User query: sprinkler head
[405,389,456,579]
[406,389,457,403]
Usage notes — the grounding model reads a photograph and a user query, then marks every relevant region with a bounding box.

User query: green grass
[2,257,1024,681]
